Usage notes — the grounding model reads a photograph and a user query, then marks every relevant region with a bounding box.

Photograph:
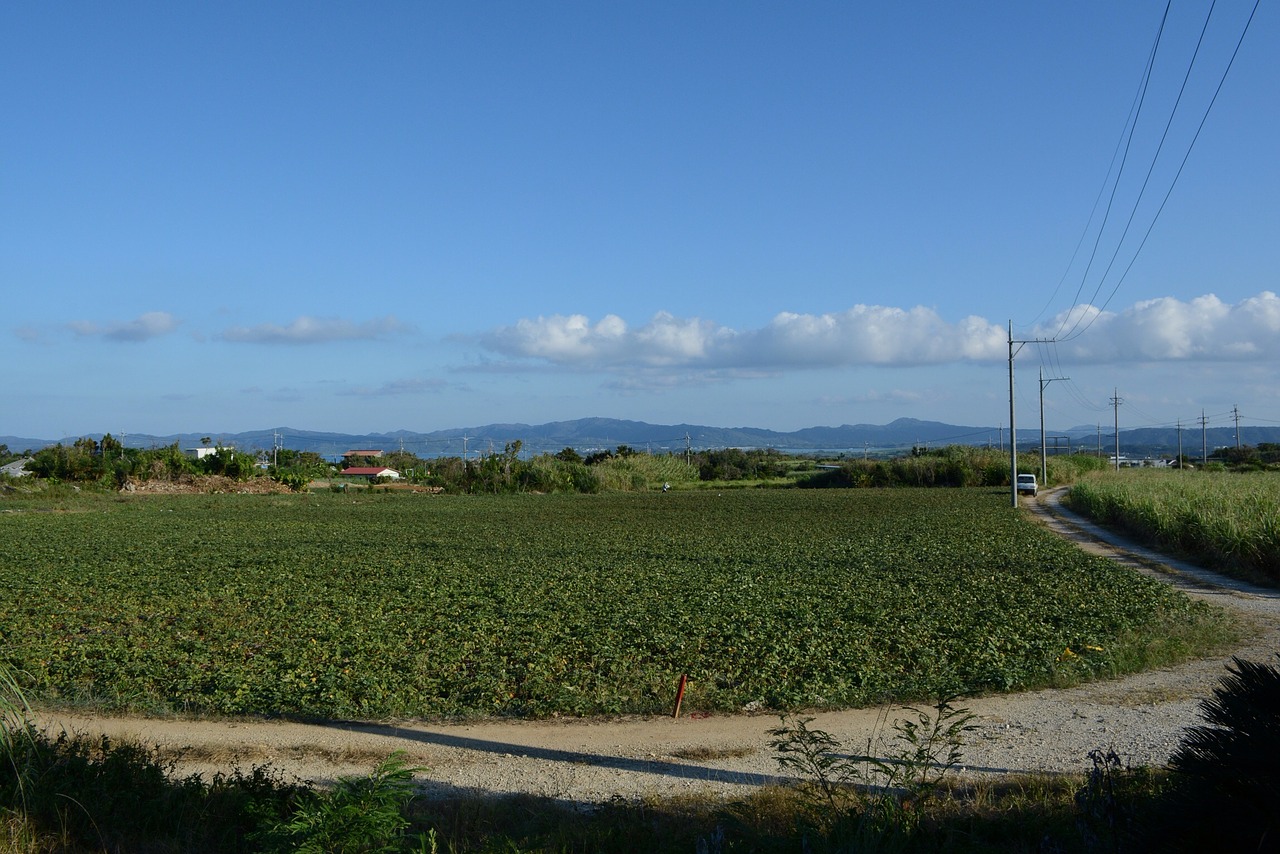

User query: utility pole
[1234,405,1241,450]
[1200,410,1208,466]
[684,433,691,467]
[1176,420,1183,469]
[1096,424,1102,458]
[1009,322,1016,506]
[1111,389,1123,471]
[1039,367,1067,487]
[1008,321,1056,507]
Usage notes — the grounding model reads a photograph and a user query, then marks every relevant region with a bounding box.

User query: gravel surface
[34,490,1280,804]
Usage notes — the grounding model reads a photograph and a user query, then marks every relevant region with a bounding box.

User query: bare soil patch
[121,474,292,495]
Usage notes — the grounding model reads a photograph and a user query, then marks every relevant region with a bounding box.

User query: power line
[1021,63,1154,330]
[1053,1,1173,341]
[1059,0,1214,339]
[1059,0,1261,342]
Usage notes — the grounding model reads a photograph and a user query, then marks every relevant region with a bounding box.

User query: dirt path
[33,490,1280,803]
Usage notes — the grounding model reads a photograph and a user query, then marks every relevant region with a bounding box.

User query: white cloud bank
[1039,292,1280,363]
[479,293,1280,372]
[480,306,1007,370]
[68,311,180,342]
[221,315,410,344]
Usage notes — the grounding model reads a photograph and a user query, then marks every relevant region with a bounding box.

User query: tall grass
[591,452,698,491]
[1067,470,1280,584]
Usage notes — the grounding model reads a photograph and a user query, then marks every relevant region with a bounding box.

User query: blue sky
[3,1,1277,441]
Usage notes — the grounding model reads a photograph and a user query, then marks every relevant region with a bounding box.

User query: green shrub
[251,753,422,853]
[0,728,303,851]
[273,471,310,492]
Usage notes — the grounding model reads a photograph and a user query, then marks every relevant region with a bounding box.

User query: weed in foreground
[768,695,976,846]
[1073,748,1168,854]
[1,661,35,828]
[769,715,864,814]
[250,751,425,853]
[873,696,978,796]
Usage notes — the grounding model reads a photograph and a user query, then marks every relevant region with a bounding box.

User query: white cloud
[221,315,410,344]
[479,306,1007,370]
[478,292,1280,376]
[68,311,180,342]
[1038,292,1280,363]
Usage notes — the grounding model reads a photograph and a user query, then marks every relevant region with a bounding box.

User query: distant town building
[341,466,400,481]
[0,458,31,477]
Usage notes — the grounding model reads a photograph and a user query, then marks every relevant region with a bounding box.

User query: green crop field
[0,488,1223,719]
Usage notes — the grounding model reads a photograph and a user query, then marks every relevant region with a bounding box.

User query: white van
[1016,474,1038,496]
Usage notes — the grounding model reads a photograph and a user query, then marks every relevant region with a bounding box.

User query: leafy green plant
[0,728,303,851]
[1,660,34,813]
[1074,747,1158,853]
[0,661,28,732]
[252,752,424,853]
[272,471,310,492]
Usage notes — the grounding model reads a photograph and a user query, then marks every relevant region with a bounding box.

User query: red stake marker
[673,674,688,719]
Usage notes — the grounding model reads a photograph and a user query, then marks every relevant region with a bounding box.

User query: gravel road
[33,490,1280,804]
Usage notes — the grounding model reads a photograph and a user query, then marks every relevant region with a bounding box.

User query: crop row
[0,489,1214,718]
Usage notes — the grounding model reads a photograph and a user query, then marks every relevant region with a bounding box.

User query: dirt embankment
[120,474,293,495]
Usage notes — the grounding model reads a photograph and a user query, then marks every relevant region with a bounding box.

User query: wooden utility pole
[1007,322,1057,506]
[1111,389,1123,471]
[1200,410,1208,466]
[1039,367,1067,486]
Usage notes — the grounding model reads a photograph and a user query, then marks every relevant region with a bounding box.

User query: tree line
[26,435,1253,494]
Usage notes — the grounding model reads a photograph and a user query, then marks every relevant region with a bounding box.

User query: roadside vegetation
[5,654,1279,852]
[1067,468,1280,585]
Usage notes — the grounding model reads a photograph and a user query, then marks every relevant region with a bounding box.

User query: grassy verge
[0,730,1180,853]
[9,652,1278,852]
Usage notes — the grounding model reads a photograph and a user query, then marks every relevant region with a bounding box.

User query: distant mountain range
[3,417,1276,459]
